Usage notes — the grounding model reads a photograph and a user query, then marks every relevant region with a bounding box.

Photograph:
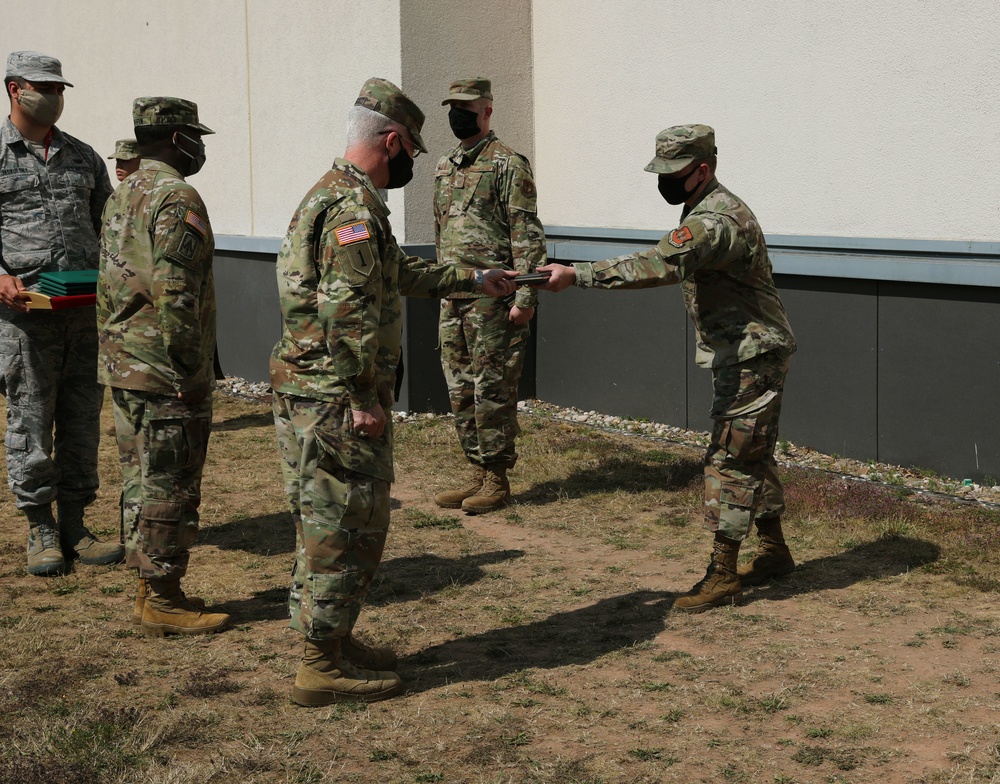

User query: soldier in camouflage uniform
[98,97,228,637]
[432,78,547,514]
[0,51,122,576]
[107,138,141,182]
[538,125,796,612]
[271,78,516,705]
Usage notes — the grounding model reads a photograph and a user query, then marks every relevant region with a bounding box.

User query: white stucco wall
[0,0,402,239]
[532,0,1000,242]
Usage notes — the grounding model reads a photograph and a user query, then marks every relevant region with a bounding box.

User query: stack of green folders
[37,269,98,297]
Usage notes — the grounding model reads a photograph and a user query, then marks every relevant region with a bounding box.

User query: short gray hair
[346,105,406,148]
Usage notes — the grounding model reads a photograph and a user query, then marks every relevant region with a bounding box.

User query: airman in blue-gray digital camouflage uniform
[0,50,122,577]
[98,96,229,638]
[432,78,547,514]
[538,125,796,613]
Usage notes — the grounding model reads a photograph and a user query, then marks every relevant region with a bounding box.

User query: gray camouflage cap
[5,51,73,87]
[442,77,493,105]
[132,96,214,135]
[355,77,427,153]
[645,124,716,174]
[107,139,140,161]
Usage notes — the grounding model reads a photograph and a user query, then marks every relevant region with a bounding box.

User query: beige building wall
[532,0,1000,242]
[0,0,403,239]
[399,0,535,243]
[5,2,999,244]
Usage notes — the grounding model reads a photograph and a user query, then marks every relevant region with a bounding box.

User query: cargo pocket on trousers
[4,430,27,474]
[308,570,361,637]
[140,499,190,556]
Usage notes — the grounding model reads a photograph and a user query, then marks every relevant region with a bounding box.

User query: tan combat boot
[738,517,795,586]
[292,639,402,706]
[342,634,398,671]
[433,464,485,509]
[25,505,65,577]
[673,535,743,613]
[131,577,206,626]
[141,577,231,637]
[58,500,125,566]
[461,465,511,514]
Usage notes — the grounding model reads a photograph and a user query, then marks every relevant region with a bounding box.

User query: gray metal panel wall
[213,251,282,384]
[535,285,688,423]
[878,282,1000,482]
[775,275,878,461]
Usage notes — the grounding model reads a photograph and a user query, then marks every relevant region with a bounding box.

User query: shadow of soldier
[744,534,941,603]
[399,589,674,693]
[211,411,275,432]
[515,453,703,506]
[214,586,290,623]
[367,549,526,606]
[200,511,295,555]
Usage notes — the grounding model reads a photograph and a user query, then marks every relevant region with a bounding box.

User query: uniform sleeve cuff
[573,263,594,288]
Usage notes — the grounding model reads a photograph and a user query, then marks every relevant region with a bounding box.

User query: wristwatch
[474,269,484,293]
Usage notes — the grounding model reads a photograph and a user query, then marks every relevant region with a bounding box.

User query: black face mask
[386,144,414,189]
[448,106,480,140]
[658,170,699,205]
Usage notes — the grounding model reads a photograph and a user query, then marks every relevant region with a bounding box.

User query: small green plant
[863,693,893,704]
[406,509,460,529]
[806,727,832,738]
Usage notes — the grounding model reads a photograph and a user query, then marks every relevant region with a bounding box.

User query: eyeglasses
[382,130,421,159]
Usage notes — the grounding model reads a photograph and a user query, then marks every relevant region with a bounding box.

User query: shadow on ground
[201,512,294,555]
[400,589,674,692]
[368,549,526,606]
[516,453,703,505]
[745,534,941,602]
[212,412,274,432]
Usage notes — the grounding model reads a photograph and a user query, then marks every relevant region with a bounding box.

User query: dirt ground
[0,392,998,784]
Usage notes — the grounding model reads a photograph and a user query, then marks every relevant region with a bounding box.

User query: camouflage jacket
[434,131,546,309]
[0,118,113,310]
[271,158,480,478]
[574,179,795,368]
[97,159,216,395]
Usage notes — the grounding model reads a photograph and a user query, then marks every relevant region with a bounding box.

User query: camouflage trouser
[0,309,102,510]
[273,393,391,641]
[439,297,528,467]
[112,388,212,579]
[704,350,792,542]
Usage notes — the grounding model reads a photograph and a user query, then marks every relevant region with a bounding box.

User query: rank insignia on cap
[185,210,208,237]
[335,221,371,245]
[668,226,694,248]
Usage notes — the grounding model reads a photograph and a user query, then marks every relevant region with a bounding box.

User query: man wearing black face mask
[432,78,547,514]
[0,51,119,577]
[537,125,796,613]
[97,96,228,638]
[271,78,517,705]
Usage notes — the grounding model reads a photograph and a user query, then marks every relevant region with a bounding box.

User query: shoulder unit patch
[668,226,694,248]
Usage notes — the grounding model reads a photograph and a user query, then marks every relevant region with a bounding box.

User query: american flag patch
[335,221,371,245]
[185,210,208,237]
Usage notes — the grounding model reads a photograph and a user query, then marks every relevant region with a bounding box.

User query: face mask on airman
[386,139,414,189]
[174,131,206,175]
[448,106,480,140]
[17,88,63,126]
[658,168,702,205]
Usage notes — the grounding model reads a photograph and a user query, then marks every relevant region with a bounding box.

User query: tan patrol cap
[355,77,427,154]
[107,139,140,161]
[645,124,716,175]
[442,78,492,105]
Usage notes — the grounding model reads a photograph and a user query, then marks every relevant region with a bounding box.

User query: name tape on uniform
[335,221,371,246]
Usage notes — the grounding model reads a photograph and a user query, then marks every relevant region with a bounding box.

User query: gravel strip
[216,378,1000,509]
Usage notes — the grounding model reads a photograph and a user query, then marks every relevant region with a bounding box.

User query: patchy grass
[0,393,998,782]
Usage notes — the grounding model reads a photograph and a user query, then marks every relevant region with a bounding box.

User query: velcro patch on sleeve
[668,226,694,248]
[184,210,208,237]
[335,221,371,246]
